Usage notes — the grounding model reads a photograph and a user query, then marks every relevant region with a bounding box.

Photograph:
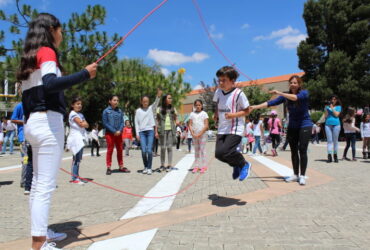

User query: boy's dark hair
[216,66,239,81]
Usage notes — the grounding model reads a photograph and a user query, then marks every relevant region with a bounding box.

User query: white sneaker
[285,175,299,182]
[299,176,306,185]
[147,169,152,175]
[47,229,67,242]
[142,168,148,174]
[24,190,30,195]
[40,241,62,250]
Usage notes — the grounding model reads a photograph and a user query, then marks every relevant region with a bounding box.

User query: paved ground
[0,141,369,249]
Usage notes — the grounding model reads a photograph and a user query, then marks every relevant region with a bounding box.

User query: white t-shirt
[69,111,86,135]
[213,88,249,136]
[3,121,16,131]
[246,122,253,135]
[189,111,209,135]
[252,120,263,136]
[66,111,86,155]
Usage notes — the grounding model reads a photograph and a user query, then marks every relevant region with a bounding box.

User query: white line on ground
[313,143,363,152]
[0,150,107,172]
[87,153,195,250]
[250,155,293,177]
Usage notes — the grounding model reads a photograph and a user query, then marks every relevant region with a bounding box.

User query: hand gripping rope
[60,156,214,199]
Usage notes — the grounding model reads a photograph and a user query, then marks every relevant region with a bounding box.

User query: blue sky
[1,0,308,88]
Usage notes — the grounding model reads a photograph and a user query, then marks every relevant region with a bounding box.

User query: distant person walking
[324,95,342,163]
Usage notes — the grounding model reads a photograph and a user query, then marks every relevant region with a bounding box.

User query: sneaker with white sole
[35,241,61,250]
[47,229,67,242]
[299,175,306,185]
[142,168,148,174]
[147,169,152,175]
[284,175,299,183]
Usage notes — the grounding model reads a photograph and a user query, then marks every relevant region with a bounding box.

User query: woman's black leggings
[287,126,312,176]
[270,134,281,149]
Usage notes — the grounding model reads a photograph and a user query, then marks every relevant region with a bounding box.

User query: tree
[0,1,192,125]
[297,0,370,109]
[199,79,217,113]
[242,84,272,117]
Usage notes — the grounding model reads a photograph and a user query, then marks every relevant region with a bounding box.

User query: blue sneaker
[232,166,240,180]
[239,162,252,181]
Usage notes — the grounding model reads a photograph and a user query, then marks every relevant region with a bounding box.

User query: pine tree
[297,0,370,109]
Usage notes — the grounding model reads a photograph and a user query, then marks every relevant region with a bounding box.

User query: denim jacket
[102,106,124,134]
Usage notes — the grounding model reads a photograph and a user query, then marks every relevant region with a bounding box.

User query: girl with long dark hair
[18,13,97,250]
[268,110,282,156]
[157,94,178,172]
[66,97,89,184]
[252,113,263,155]
[251,75,313,185]
[102,95,130,175]
[342,107,360,161]
[324,95,342,163]
[134,89,162,174]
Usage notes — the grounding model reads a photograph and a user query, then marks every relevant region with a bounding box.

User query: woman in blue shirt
[251,75,312,185]
[324,95,342,163]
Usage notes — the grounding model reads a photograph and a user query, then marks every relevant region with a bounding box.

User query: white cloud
[241,23,250,30]
[250,50,256,54]
[253,26,306,49]
[147,49,209,66]
[253,26,300,41]
[160,67,171,77]
[185,75,193,81]
[209,24,224,39]
[276,34,307,49]
[40,0,50,11]
[0,0,11,7]
[193,84,203,90]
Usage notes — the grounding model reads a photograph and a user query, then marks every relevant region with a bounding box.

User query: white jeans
[24,111,64,236]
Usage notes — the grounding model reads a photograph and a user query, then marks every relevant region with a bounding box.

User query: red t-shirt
[122,127,133,139]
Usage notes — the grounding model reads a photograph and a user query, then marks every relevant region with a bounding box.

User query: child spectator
[189,99,209,173]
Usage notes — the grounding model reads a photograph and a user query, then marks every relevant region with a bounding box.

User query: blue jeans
[187,138,193,152]
[253,136,263,154]
[325,125,340,154]
[72,148,84,180]
[2,130,15,154]
[343,133,356,158]
[139,130,154,169]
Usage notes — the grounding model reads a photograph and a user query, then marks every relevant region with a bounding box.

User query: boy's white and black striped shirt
[213,88,249,136]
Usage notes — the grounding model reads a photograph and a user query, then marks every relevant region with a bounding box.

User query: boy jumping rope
[213,66,252,181]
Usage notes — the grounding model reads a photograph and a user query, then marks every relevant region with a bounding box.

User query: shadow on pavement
[314,159,329,162]
[0,181,13,186]
[250,176,285,182]
[208,194,246,207]
[49,221,110,248]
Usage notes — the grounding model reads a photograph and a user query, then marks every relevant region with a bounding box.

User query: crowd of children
[4,11,370,250]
